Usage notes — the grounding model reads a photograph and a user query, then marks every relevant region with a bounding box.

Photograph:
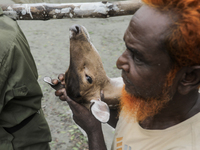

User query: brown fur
[65,25,124,109]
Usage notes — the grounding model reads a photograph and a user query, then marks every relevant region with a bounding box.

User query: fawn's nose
[69,24,81,37]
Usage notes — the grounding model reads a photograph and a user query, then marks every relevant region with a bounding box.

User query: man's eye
[86,75,93,84]
[134,56,141,63]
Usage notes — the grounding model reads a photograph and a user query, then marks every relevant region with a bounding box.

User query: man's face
[117,5,175,120]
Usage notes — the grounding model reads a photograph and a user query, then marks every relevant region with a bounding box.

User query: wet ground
[1,0,132,149]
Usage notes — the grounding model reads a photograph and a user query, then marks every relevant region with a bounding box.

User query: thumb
[64,92,82,112]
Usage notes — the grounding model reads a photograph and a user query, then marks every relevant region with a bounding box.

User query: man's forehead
[129,5,173,38]
[123,5,174,64]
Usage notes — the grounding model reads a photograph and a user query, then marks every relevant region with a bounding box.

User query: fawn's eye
[86,75,93,84]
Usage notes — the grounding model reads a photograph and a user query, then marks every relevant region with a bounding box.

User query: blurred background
[8,0,123,3]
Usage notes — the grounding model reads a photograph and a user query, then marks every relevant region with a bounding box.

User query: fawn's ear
[90,99,110,123]
[178,66,200,95]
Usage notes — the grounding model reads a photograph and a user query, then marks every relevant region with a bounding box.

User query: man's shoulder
[0,15,27,54]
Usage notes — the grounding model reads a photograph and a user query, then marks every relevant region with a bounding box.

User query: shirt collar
[0,7,3,15]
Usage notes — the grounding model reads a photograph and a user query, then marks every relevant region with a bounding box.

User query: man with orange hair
[55,0,200,149]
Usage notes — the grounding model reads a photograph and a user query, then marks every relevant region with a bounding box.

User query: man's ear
[178,66,200,95]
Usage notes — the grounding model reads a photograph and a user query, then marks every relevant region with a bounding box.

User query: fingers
[59,95,67,101]
[55,88,65,97]
[51,74,65,90]
[58,74,65,84]
[55,88,67,101]
[52,79,59,85]
[52,74,65,85]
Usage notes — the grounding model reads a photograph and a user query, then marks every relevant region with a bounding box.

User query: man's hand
[53,73,107,150]
[64,93,106,150]
[52,74,101,134]
[52,74,66,101]
[64,92,102,135]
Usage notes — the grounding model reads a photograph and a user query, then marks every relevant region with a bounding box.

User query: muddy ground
[2,0,132,149]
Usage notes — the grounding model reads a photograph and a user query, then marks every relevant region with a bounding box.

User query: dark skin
[54,5,200,149]
[53,74,107,150]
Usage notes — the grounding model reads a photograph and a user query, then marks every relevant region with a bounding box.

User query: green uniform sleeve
[0,14,43,127]
[0,24,14,114]
[0,9,51,150]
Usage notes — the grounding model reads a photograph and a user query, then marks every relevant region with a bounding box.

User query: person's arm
[53,74,107,149]
[65,93,107,150]
[0,48,13,114]
[0,55,10,114]
[107,108,119,128]
[87,129,106,150]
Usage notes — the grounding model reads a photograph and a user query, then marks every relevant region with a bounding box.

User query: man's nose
[116,50,129,73]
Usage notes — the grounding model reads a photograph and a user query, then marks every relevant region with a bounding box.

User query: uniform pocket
[12,85,28,97]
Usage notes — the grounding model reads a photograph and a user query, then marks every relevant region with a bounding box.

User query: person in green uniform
[0,7,51,150]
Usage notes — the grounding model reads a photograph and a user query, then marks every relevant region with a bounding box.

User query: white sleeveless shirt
[111,112,200,150]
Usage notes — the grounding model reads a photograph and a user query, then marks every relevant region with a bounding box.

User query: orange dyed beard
[120,68,177,122]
